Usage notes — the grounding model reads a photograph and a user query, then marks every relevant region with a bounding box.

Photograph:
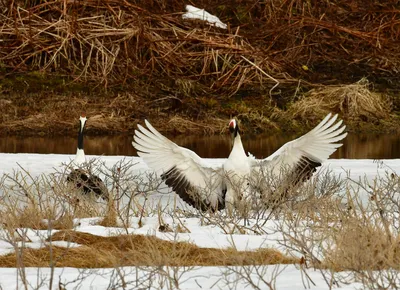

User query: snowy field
[0,153,399,289]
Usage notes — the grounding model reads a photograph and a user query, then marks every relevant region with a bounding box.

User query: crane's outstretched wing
[251,113,347,184]
[132,120,226,211]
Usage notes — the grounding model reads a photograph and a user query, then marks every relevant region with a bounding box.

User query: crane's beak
[79,116,87,133]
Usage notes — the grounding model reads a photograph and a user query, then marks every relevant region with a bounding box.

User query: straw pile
[287,78,392,125]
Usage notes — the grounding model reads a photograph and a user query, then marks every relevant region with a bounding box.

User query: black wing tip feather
[161,166,225,212]
[67,169,109,201]
[291,157,321,185]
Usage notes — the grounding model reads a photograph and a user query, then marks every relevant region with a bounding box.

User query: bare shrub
[221,264,288,290]
[0,159,297,273]
[276,164,400,289]
[0,166,92,230]
[326,217,400,271]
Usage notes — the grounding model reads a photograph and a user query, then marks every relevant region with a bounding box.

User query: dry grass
[1,0,399,91]
[50,213,75,230]
[2,205,48,230]
[286,79,392,126]
[1,196,77,231]
[0,90,278,135]
[324,217,400,271]
[0,0,288,96]
[166,116,227,135]
[0,91,144,135]
[1,203,85,231]
[1,0,400,135]
[98,199,119,227]
[0,162,113,233]
[0,230,298,268]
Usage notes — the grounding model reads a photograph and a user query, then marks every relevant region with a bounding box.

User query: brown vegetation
[277,170,400,277]
[285,78,394,131]
[0,0,399,135]
[1,0,398,89]
[0,230,298,268]
[325,217,400,271]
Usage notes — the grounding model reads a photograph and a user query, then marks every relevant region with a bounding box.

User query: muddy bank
[0,84,278,136]
[0,75,399,136]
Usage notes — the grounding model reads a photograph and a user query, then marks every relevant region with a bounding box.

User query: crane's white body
[223,132,251,211]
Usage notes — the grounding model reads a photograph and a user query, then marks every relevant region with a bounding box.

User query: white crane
[132,113,347,212]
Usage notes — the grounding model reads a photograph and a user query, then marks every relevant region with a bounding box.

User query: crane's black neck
[77,120,85,150]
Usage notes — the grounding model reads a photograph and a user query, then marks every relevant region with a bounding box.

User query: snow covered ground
[0,153,399,289]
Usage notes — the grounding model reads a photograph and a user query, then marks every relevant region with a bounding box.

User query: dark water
[0,133,399,159]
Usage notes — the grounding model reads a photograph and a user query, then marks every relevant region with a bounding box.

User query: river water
[0,133,399,159]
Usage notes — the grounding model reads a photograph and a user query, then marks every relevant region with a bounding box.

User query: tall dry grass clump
[286,78,392,125]
[0,166,108,230]
[325,216,400,271]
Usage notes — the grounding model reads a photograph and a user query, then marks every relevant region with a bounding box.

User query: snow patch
[182,5,227,29]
